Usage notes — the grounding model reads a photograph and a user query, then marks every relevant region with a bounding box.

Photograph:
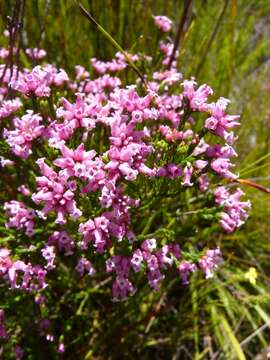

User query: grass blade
[77,2,146,86]
[219,313,246,360]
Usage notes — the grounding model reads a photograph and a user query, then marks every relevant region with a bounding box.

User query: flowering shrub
[0,13,251,357]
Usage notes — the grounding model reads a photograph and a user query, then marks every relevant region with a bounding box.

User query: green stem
[77,2,146,86]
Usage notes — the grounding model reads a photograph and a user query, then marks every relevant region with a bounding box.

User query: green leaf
[254,305,270,328]
[219,313,246,360]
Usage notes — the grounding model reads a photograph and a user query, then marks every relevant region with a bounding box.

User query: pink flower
[182,79,213,111]
[56,93,96,134]
[141,238,157,252]
[75,65,90,80]
[48,231,74,256]
[153,69,182,85]
[211,158,237,179]
[205,98,240,142]
[32,158,82,224]
[159,41,179,66]
[58,342,65,354]
[0,248,12,275]
[79,216,110,252]
[199,248,222,278]
[4,110,44,158]
[194,160,208,170]
[10,66,52,97]
[154,15,173,32]
[17,184,31,196]
[198,174,210,192]
[0,47,9,59]
[53,143,97,179]
[131,249,144,272]
[4,200,35,236]
[178,261,197,284]
[167,163,182,179]
[112,276,136,301]
[147,269,164,290]
[26,48,47,60]
[214,187,251,233]
[0,156,15,167]
[13,345,24,359]
[182,163,194,186]
[0,98,22,119]
[75,258,96,276]
[41,245,56,270]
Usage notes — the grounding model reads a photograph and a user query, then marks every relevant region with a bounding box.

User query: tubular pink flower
[154,15,173,32]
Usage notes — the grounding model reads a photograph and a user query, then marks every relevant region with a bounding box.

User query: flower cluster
[4,200,35,236]
[25,48,47,60]
[4,110,44,158]
[214,187,251,233]
[0,98,22,120]
[48,230,74,256]
[91,51,139,74]
[9,64,68,97]
[153,15,173,32]
[0,14,251,356]
[32,158,82,224]
[0,248,47,290]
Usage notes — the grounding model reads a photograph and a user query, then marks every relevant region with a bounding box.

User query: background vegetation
[1,0,270,359]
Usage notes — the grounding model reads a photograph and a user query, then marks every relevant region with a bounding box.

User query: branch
[167,0,193,69]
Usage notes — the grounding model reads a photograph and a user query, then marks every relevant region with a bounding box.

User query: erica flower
[41,245,56,270]
[79,216,110,252]
[0,12,251,309]
[153,15,173,32]
[182,79,213,111]
[199,248,222,278]
[75,258,96,276]
[112,276,136,301]
[211,157,237,179]
[32,158,82,224]
[4,110,44,159]
[205,98,240,142]
[0,98,21,119]
[214,187,251,233]
[178,261,197,285]
[10,66,52,97]
[4,200,35,236]
[26,48,47,60]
